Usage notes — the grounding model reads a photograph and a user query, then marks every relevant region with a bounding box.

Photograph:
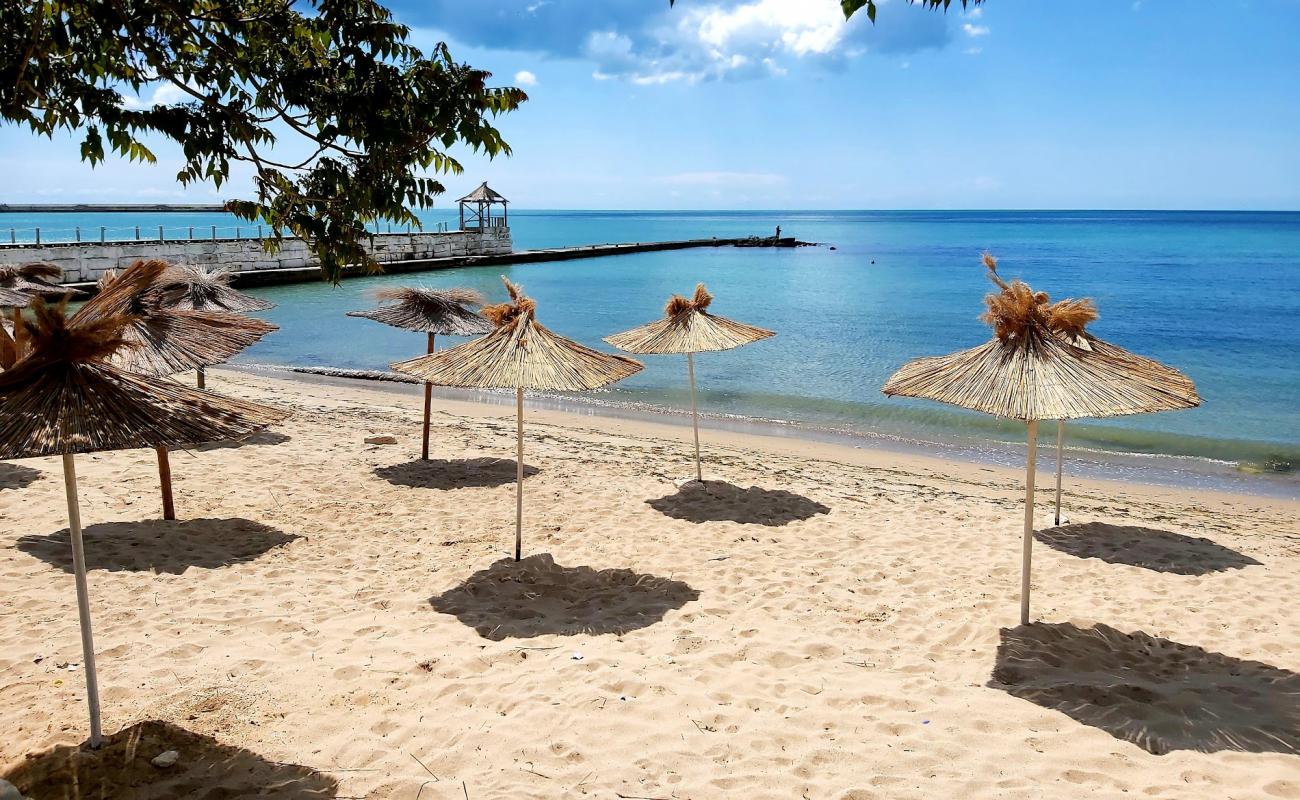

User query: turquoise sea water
[5,209,1299,491]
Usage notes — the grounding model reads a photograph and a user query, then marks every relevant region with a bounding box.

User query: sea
[4,208,1298,498]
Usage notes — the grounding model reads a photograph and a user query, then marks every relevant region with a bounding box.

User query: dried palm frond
[0,262,84,298]
[393,276,643,391]
[0,298,286,460]
[604,282,774,355]
[883,255,1199,421]
[347,286,491,336]
[152,263,275,312]
[87,264,277,375]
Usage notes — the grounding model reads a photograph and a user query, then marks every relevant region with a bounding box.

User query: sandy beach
[1,369,1297,799]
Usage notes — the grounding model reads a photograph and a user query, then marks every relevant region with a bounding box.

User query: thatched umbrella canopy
[0,262,82,298]
[348,287,492,460]
[87,262,279,519]
[392,277,642,560]
[0,262,84,357]
[0,294,286,749]
[144,263,276,388]
[883,254,1199,624]
[605,283,774,481]
[152,264,275,313]
[0,285,32,308]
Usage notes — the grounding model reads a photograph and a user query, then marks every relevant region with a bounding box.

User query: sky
[2,0,1299,210]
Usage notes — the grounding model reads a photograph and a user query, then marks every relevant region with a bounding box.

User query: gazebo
[458,182,508,231]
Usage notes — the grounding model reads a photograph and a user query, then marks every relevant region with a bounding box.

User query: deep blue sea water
[5,209,1298,490]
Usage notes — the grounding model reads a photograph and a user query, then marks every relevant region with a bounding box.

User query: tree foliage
[670,0,984,23]
[0,1,527,282]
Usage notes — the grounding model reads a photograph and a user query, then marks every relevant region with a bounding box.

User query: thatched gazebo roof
[0,262,84,298]
[347,287,493,336]
[392,277,642,391]
[458,182,508,204]
[90,262,278,377]
[153,264,275,313]
[604,283,774,354]
[882,255,1200,421]
[0,297,286,460]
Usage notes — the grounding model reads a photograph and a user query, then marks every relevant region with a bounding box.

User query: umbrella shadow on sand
[989,622,1300,756]
[429,554,700,641]
[1,719,338,798]
[17,518,299,574]
[0,461,41,490]
[375,457,539,490]
[1035,522,1261,575]
[646,480,830,526]
[194,430,292,451]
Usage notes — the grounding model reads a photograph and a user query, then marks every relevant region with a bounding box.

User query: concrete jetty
[14,234,751,292]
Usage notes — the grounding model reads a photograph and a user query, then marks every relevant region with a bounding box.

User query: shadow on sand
[376,457,538,490]
[1,719,338,798]
[429,553,700,641]
[1035,522,1262,575]
[17,518,299,574]
[646,480,830,526]
[989,622,1300,755]
[0,461,41,490]
[195,430,292,451]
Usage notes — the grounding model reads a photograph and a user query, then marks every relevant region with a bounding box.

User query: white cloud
[120,81,199,109]
[587,0,858,84]
[514,70,538,86]
[657,171,786,187]
[962,23,990,37]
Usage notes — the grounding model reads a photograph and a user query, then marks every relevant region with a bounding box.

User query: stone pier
[0,227,512,284]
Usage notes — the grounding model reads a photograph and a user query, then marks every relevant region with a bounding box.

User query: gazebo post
[156,447,176,520]
[1054,420,1065,526]
[687,353,702,482]
[196,365,205,389]
[515,387,524,562]
[62,453,103,749]
[1021,420,1039,626]
[422,333,435,460]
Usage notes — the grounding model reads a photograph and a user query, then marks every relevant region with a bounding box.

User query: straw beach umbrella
[89,262,279,519]
[1043,332,1199,525]
[883,254,1199,625]
[605,284,774,481]
[0,262,84,354]
[0,294,286,748]
[151,264,276,387]
[348,287,492,459]
[392,277,643,561]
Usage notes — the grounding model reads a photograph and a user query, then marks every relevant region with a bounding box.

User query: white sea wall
[0,227,513,283]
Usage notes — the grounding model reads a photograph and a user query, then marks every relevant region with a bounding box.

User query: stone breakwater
[0,227,512,284]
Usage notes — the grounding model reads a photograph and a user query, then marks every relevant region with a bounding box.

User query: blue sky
[2,0,1298,209]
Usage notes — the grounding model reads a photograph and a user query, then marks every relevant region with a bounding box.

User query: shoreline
[224,363,1300,503]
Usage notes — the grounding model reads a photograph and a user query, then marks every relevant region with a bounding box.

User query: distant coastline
[0,203,227,213]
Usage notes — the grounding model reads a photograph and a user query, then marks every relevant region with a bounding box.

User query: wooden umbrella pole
[1021,420,1039,626]
[1054,420,1065,526]
[196,365,205,389]
[687,353,702,482]
[156,447,175,521]
[422,333,435,461]
[515,387,524,562]
[62,454,103,748]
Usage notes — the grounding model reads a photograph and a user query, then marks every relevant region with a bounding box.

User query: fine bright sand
[1,371,1297,799]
